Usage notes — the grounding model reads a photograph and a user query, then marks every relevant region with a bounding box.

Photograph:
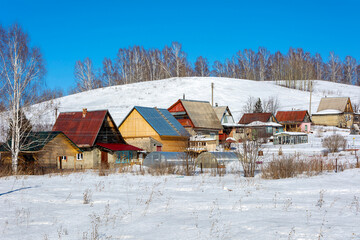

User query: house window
[60,156,67,161]
[116,151,133,164]
[305,125,308,132]
[76,153,83,160]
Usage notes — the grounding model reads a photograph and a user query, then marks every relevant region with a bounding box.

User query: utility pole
[211,82,214,107]
[309,80,312,116]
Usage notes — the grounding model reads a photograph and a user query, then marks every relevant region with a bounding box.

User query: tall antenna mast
[211,82,214,107]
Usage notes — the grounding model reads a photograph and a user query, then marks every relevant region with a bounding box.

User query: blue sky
[1,0,360,92]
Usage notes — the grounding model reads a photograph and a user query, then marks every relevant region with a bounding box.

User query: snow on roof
[274,131,308,136]
[246,121,283,127]
[312,109,343,115]
[222,123,246,127]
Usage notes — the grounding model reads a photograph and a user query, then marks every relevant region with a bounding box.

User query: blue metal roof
[134,106,188,137]
[158,109,191,137]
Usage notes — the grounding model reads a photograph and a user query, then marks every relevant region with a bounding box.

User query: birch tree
[342,56,357,85]
[74,57,101,91]
[0,23,45,173]
[194,56,210,77]
[327,52,342,82]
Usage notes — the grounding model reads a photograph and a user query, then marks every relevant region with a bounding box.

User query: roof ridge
[154,107,181,136]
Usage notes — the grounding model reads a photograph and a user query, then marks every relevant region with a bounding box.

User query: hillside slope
[49,77,359,126]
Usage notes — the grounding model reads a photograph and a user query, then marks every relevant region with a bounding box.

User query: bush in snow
[322,134,347,153]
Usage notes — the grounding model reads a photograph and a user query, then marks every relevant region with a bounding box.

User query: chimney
[183,93,185,100]
[82,108,87,118]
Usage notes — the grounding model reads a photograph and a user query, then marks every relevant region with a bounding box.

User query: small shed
[195,152,240,168]
[143,152,191,167]
[273,132,308,145]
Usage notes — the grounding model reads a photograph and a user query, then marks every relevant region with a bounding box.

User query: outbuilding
[195,152,240,168]
[273,132,308,145]
[143,152,191,167]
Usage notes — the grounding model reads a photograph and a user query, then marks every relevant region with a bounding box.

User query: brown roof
[238,113,274,124]
[169,99,223,130]
[52,110,108,147]
[276,111,309,123]
[317,97,352,113]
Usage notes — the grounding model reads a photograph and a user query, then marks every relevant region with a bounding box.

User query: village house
[168,99,223,153]
[311,97,354,128]
[276,110,312,133]
[52,109,141,169]
[118,106,190,152]
[213,105,236,144]
[238,113,283,140]
[0,131,82,170]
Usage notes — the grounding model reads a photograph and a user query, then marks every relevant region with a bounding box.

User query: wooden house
[276,110,312,133]
[238,113,282,140]
[168,99,223,152]
[312,97,354,128]
[52,109,141,169]
[213,105,236,144]
[118,106,190,152]
[0,131,82,170]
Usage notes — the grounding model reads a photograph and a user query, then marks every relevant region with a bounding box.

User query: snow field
[1,169,360,239]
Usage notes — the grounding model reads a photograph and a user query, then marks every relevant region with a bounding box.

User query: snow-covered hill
[49,77,360,126]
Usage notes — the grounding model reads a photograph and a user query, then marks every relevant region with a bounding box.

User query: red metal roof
[96,143,142,151]
[238,113,273,124]
[276,111,308,123]
[52,110,108,147]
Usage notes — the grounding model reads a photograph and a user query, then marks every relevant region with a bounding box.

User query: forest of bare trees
[72,43,360,93]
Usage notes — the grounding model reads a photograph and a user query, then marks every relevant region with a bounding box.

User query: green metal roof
[0,131,81,152]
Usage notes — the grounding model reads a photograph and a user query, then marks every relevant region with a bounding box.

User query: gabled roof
[316,97,352,113]
[0,131,81,152]
[120,106,190,137]
[168,99,223,130]
[213,106,234,124]
[52,110,114,147]
[276,110,309,123]
[239,113,275,124]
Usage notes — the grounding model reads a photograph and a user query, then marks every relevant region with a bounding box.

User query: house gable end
[95,112,126,145]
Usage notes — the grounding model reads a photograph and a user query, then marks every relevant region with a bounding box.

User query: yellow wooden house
[119,106,190,152]
[312,97,354,128]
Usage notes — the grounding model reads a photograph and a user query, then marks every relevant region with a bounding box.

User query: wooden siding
[38,134,81,169]
[312,113,353,128]
[119,109,189,152]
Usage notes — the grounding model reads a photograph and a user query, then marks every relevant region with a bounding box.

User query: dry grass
[261,155,355,179]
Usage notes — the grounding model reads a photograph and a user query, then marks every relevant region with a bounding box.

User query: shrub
[261,155,324,179]
[322,134,347,153]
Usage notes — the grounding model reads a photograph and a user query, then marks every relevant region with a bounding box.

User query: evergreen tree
[254,98,263,113]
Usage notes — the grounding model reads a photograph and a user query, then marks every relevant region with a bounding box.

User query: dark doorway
[101,151,109,169]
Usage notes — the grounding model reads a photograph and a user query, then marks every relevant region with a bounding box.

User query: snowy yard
[1,168,360,240]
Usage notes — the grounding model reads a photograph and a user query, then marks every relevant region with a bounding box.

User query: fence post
[321,157,323,172]
[335,158,338,173]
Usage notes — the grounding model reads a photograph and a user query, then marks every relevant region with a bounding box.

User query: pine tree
[254,98,263,113]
